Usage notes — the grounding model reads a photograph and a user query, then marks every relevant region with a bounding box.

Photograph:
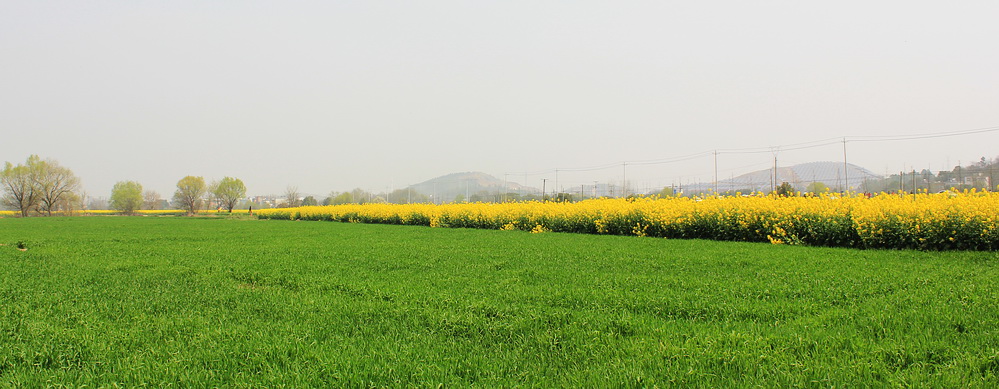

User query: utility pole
[713,150,718,194]
[542,179,547,202]
[771,157,777,193]
[958,161,963,189]
[503,174,508,202]
[925,168,932,194]
[555,169,559,200]
[622,163,628,198]
[843,137,849,192]
[990,164,995,192]
[770,146,780,194]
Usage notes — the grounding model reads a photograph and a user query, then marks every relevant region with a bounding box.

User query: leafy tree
[775,182,796,197]
[173,176,207,215]
[211,177,247,212]
[658,186,678,198]
[0,155,78,216]
[386,188,428,204]
[805,182,829,194]
[409,192,431,204]
[35,158,81,216]
[502,193,524,202]
[1,155,81,216]
[0,155,43,217]
[301,196,318,206]
[110,181,144,215]
[330,192,354,205]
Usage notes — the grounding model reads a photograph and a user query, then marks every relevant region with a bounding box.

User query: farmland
[259,191,999,250]
[2,217,999,387]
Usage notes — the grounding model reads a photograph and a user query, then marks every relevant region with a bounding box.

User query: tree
[322,191,337,206]
[657,186,678,198]
[87,196,108,211]
[350,188,372,204]
[1,156,40,217]
[554,193,574,202]
[35,158,81,216]
[56,192,83,215]
[211,177,247,212]
[805,182,829,194]
[284,186,301,208]
[330,192,354,205]
[173,176,207,215]
[206,180,219,210]
[110,181,144,215]
[143,190,161,210]
[301,196,318,206]
[775,182,796,197]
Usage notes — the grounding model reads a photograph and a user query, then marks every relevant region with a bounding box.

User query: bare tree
[284,186,301,208]
[206,180,219,211]
[143,190,161,210]
[57,192,83,215]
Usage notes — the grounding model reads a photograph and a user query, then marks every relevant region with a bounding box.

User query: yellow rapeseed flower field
[0,209,253,217]
[256,191,999,250]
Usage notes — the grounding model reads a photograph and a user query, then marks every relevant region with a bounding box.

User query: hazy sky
[3,1,998,197]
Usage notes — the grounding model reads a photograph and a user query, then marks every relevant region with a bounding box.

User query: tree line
[1,156,246,216]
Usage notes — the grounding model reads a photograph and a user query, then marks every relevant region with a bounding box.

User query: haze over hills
[405,162,882,201]
[408,172,537,202]
[678,161,881,194]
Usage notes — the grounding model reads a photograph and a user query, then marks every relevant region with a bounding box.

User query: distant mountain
[408,172,537,202]
[679,161,880,194]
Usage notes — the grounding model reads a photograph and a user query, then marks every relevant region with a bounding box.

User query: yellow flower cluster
[0,209,254,217]
[256,191,999,250]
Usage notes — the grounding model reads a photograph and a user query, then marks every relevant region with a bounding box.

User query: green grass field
[1,217,998,387]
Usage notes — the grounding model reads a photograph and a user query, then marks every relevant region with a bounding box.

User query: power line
[542,125,999,173]
[501,124,998,192]
[848,125,999,142]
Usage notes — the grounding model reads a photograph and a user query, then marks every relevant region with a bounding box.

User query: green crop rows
[1,217,998,387]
